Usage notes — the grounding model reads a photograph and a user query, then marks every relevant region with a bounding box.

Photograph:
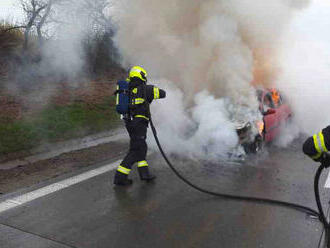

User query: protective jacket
[128,78,166,120]
[303,125,330,161]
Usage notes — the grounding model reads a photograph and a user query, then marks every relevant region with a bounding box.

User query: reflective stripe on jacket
[303,126,330,161]
[129,78,166,120]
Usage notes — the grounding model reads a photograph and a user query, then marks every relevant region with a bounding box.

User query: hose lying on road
[149,117,320,218]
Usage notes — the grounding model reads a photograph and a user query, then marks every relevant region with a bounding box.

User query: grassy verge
[0,96,121,156]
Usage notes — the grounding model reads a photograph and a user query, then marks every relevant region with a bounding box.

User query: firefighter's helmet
[128,66,147,82]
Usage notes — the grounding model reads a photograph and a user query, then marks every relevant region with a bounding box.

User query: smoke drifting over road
[113,0,311,160]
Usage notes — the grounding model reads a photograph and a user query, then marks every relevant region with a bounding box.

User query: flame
[270,88,280,107]
[256,120,264,135]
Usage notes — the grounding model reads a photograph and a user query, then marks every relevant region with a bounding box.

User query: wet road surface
[0,139,329,248]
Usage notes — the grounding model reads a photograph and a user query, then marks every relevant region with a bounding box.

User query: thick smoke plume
[113,0,310,160]
[277,0,330,135]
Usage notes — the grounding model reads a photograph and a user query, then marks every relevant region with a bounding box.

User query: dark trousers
[121,118,148,169]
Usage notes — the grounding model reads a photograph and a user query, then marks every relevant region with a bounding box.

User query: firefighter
[303,125,330,165]
[114,66,166,186]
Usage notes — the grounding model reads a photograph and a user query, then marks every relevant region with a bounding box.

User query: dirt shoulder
[0,139,128,195]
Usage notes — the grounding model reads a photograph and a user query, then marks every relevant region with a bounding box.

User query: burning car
[235,88,292,153]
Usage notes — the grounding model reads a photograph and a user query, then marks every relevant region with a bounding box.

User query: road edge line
[0,160,120,214]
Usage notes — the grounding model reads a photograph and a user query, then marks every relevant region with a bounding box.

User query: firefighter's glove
[319,153,330,168]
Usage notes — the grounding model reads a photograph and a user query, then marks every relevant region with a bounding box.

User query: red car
[236,88,292,153]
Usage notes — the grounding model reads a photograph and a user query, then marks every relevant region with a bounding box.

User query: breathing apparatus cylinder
[114,80,132,121]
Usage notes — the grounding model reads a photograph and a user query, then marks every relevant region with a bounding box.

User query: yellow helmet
[128,66,148,82]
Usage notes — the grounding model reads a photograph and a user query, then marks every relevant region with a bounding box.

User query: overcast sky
[0,0,24,23]
[1,0,329,22]
[0,0,330,31]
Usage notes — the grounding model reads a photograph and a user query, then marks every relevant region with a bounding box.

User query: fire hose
[149,117,330,246]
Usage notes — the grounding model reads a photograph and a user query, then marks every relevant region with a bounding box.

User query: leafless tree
[36,0,73,43]
[72,0,118,74]
[75,0,114,35]
[4,0,115,51]
[36,0,53,45]
[20,0,48,50]
[3,0,118,77]
[9,0,68,50]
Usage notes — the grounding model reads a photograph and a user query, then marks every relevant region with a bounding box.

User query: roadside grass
[0,96,121,156]
[0,121,37,155]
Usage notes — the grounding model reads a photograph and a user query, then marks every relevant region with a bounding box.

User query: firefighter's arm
[152,86,166,100]
[147,85,166,101]
[303,126,330,162]
[303,137,318,160]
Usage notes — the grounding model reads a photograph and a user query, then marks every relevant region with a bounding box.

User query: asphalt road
[0,138,329,248]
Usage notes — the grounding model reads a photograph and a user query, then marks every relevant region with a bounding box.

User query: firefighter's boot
[138,166,156,182]
[114,170,133,186]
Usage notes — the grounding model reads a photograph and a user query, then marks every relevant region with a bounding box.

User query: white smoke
[6,0,116,107]
[277,0,330,136]
[113,0,311,159]
[150,81,239,160]
[41,28,85,79]
[40,0,91,79]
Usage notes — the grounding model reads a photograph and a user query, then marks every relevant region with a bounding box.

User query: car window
[263,93,275,109]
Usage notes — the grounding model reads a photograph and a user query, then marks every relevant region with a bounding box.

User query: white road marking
[0,160,120,214]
